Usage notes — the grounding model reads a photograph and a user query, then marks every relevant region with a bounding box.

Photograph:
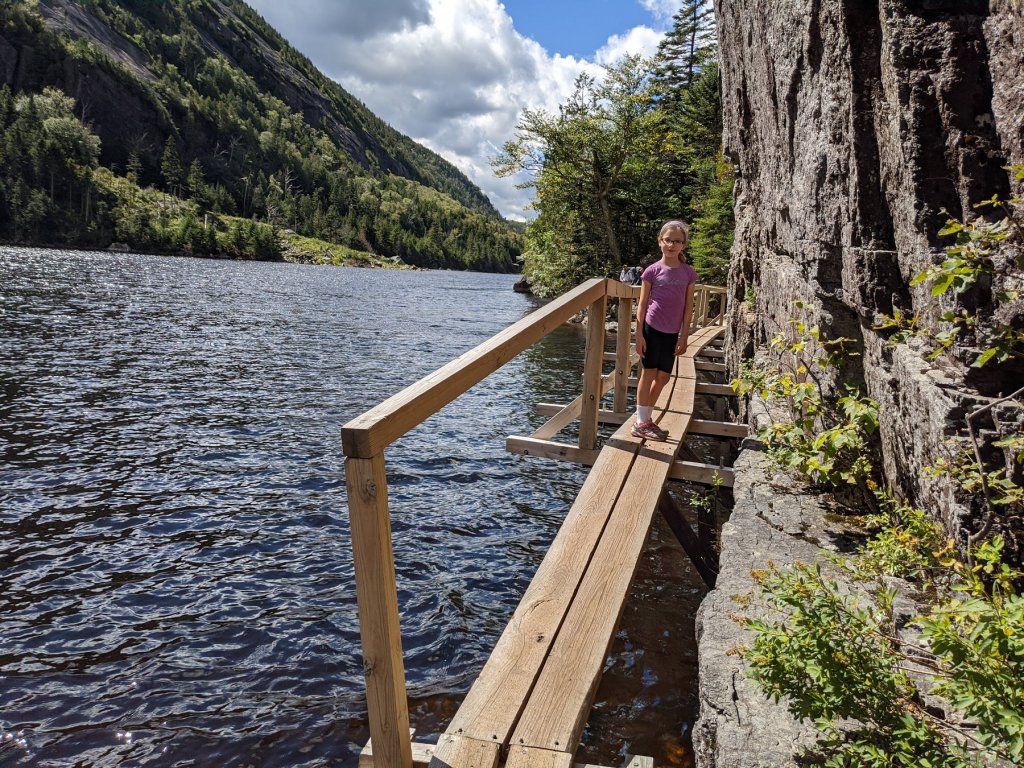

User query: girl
[632,220,697,441]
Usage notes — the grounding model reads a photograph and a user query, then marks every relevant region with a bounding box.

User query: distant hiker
[629,265,642,285]
[631,220,697,442]
[619,265,631,282]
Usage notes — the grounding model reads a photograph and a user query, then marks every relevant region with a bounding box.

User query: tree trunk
[592,153,623,265]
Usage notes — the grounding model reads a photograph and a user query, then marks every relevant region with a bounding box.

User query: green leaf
[972,347,998,368]
[931,273,955,296]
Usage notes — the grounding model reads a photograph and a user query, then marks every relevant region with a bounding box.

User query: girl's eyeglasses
[662,238,686,245]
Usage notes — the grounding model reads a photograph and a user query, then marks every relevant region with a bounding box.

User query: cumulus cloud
[253,0,430,40]
[638,0,680,24]
[245,0,668,219]
[595,25,664,66]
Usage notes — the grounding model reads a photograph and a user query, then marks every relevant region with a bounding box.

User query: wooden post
[657,493,717,588]
[697,499,717,570]
[578,292,607,450]
[694,287,709,330]
[613,293,633,414]
[346,454,413,768]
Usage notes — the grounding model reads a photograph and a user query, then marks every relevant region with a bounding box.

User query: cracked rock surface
[694,446,828,767]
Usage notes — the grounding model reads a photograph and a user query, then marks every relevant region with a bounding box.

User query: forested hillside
[0,0,522,271]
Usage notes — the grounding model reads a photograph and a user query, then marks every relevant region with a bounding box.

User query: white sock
[637,405,652,423]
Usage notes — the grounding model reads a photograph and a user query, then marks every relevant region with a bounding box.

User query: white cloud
[245,0,667,219]
[637,0,680,24]
[250,0,430,40]
[595,25,664,66]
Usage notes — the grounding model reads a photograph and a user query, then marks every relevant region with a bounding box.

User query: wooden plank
[341,278,609,458]
[428,734,501,768]
[504,326,719,750]
[442,317,725,760]
[694,360,728,372]
[533,373,616,441]
[507,436,600,466]
[692,285,709,329]
[360,731,435,768]
[504,745,575,768]
[695,382,737,397]
[508,438,734,487]
[605,281,640,299]
[579,294,608,450]
[656,371,696,424]
[442,439,639,745]
[698,347,725,359]
[533,395,583,442]
[509,416,683,752]
[668,460,734,487]
[601,350,640,364]
[421,742,648,768]
[613,296,634,413]
[681,324,725,360]
[689,419,749,438]
[534,404,629,426]
[346,456,413,768]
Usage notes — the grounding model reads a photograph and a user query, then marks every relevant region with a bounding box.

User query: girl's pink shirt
[641,260,697,333]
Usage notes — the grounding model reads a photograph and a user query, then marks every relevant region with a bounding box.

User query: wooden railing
[340,278,726,768]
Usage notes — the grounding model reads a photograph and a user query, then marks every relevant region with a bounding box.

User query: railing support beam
[579,294,607,450]
[346,454,412,768]
[613,294,633,414]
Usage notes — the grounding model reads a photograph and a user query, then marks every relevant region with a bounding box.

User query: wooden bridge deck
[342,279,735,768]
[427,324,725,768]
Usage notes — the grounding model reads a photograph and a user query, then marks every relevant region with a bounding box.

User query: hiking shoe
[631,419,667,441]
[649,421,669,439]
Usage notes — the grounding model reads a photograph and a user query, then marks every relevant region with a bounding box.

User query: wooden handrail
[341,277,608,459]
[341,276,727,768]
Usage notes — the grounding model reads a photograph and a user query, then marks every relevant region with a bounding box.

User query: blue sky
[501,0,660,58]
[245,0,679,218]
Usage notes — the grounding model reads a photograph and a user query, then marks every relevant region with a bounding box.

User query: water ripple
[1,248,595,766]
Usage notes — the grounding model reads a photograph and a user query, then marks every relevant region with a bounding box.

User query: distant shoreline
[0,241,527,278]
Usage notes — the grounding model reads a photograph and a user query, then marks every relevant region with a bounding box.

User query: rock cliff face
[696,1,1023,764]
[718,0,1022,550]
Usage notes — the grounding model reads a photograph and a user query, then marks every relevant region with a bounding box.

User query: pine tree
[652,0,717,99]
[161,136,184,196]
[678,61,723,163]
[186,158,205,201]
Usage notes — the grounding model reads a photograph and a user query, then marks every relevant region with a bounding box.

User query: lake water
[0,247,706,767]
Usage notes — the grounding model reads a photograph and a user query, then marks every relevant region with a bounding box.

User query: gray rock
[693,448,821,767]
[701,2,1024,763]
[714,0,1023,554]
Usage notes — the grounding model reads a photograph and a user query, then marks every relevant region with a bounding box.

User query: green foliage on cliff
[735,284,1024,766]
[0,0,522,270]
[747,530,1024,767]
[875,165,1024,371]
[733,311,880,491]
[496,2,732,296]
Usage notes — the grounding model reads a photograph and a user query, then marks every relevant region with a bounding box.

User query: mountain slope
[0,0,520,270]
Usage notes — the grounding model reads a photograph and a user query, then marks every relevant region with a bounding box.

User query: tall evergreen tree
[186,158,205,201]
[678,61,723,161]
[161,136,184,196]
[652,0,717,99]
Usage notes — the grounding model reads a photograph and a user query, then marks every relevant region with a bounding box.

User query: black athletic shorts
[641,322,679,374]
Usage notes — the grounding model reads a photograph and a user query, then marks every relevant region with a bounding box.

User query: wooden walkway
[342,279,736,768]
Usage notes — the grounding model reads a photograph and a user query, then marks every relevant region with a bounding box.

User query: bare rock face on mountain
[697,0,1023,764]
[717,0,1022,554]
